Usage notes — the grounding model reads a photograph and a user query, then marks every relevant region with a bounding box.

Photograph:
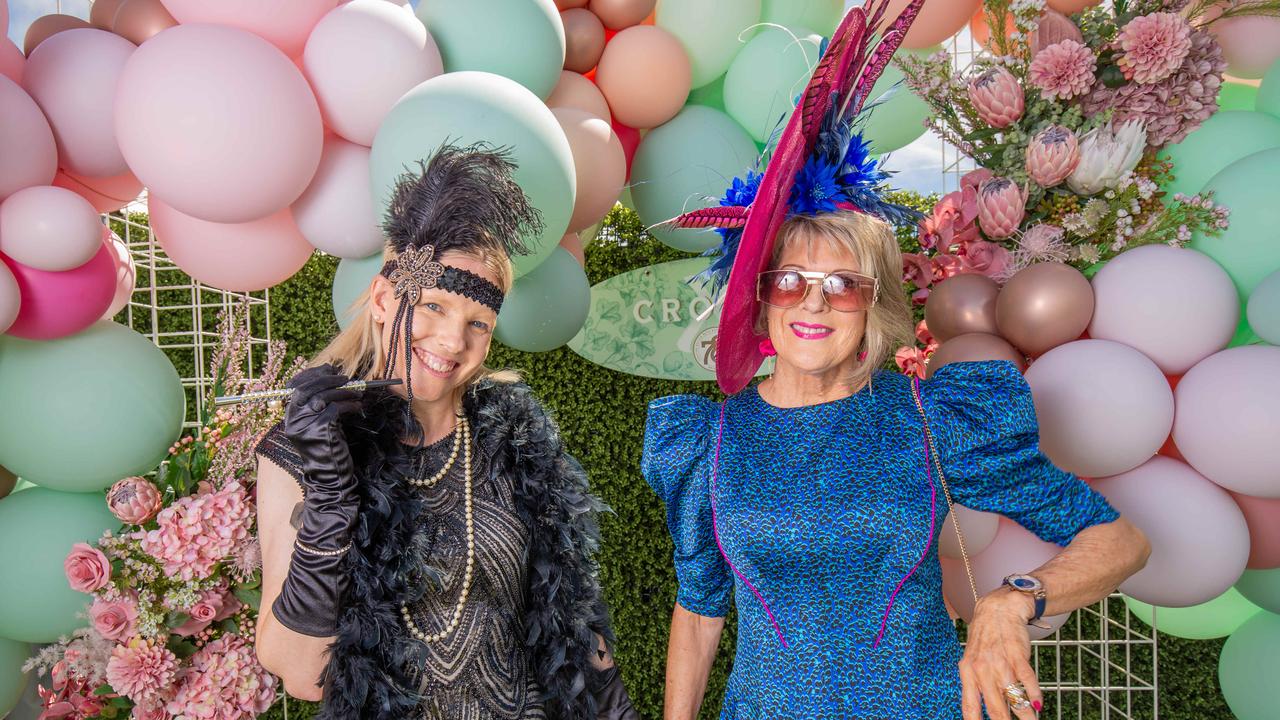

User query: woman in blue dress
[642,4,1150,719]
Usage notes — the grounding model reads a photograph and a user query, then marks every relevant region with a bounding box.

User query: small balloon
[0,185,103,271]
[926,333,1025,379]
[562,8,605,74]
[494,247,590,352]
[997,262,1094,357]
[2,242,116,341]
[0,262,18,334]
[546,70,612,122]
[559,232,585,266]
[923,273,999,343]
[90,0,126,28]
[292,136,384,259]
[594,25,691,129]
[1209,14,1280,80]
[111,0,177,45]
[588,0,655,30]
[51,168,143,213]
[102,231,135,319]
[883,0,981,49]
[23,14,92,56]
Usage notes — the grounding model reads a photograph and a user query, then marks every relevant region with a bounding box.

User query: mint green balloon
[761,0,843,36]
[0,488,119,643]
[332,251,384,330]
[862,46,937,154]
[1124,588,1261,640]
[1237,568,1280,614]
[1220,611,1280,720]
[658,0,761,89]
[0,636,31,718]
[0,322,183,492]
[1219,81,1260,111]
[1247,269,1280,345]
[494,248,589,352]
[1159,111,1280,201]
[687,72,726,113]
[370,71,575,278]
[1191,147,1280,299]
[723,25,821,143]
[416,0,564,100]
[1257,59,1280,119]
[629,105,759,252]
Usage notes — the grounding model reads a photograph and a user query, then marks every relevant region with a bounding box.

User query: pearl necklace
[406,416,464,488]
[401,417,475,643]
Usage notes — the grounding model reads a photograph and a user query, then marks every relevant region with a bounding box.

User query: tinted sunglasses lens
[822,274,874,312]
[760,271,806,307]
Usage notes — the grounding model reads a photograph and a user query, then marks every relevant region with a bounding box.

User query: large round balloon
[1123,588,1260,640]
[1247,268,1280,345]
[861,46,936,153]
[724,24,821,143]
[1191,147,1280,299]
[416,0,564,100]
[1173,345,1280,498]
[1259,59,1280,119]
[23,29,134,178]
[1209,14,1280,80]
[1219,612,1280,720]
[158,0,339,57]
[1088,245,1239,375]
[116,24,323,224]
[332,251,384,330]
[0,77,57,203]
[937,504,999,560]
[0,185,102,271]
[0,38,22,85]
[1159,111,1280,201]
[151,198,314,292]
[923,273,999,343]
[1236,568,1280,615]
[0,322,183,490]
[1024,339,1173,478]
[1,241,115,341]
[553,108,626,234]
[1231,491,1280,569]
[1092,457,1250,607]
[0,260,17,335]
[303,0,443,147]
[0,488,120,642]
[292,137,384,259]
[0,635,30,718]
[997,262,1094,357]
[630,105,758,252]
[52,168,143,213]
[925,333,1025,379]
[761,0,841,35]
[370,71,575,277]
[658,0,762,89]
[546,70,612,123]
[882,0,981,49]
[594,26,692,130]
[494,247,590,352]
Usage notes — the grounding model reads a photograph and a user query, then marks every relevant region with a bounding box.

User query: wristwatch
[1002,574,1050,630]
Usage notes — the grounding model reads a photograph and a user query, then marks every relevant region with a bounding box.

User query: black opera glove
[588,666,640,720]
[271,364,363,638]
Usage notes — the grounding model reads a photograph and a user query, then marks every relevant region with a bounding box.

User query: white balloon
[938,504,1000,560]
[0,261,19,334]
[0,185,103,271]
[292,136,384,258]
[102,232,136,319]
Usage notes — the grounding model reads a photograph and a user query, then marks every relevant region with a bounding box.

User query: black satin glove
[271,364,363,638]
[588,666,639,720]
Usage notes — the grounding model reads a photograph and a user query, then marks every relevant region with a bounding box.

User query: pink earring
[857,350,868,362]
[758,338,777,357]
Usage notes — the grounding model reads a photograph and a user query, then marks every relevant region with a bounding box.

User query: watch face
[1006,574,1043,592]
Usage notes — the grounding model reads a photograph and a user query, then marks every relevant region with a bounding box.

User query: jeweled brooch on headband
[388,245,446,305]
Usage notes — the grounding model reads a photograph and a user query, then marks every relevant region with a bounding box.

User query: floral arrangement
[25,310,304,720]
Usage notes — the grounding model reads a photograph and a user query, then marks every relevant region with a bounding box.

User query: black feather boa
[317,379,611,719]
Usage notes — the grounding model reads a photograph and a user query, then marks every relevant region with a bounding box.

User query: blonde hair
[312,246,521,395]
[763,211,914,391]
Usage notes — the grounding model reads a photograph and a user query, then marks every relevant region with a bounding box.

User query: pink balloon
[1173,346,1280,498]
[552,107,626,233]
[116,25,323,223]
[546,70,612,123]
[2,240,115,339]
[0,261,18,334]
[303,0,443,146]
[938,504,1000,560]
[1230,492,1280,570]
[1210,15,1280,80]
[1092,457,1250,607]
[52,168,143,213]
[1089,245,1239,375]
[1025,339,1173,478]
[559,231,585,266]
[292,136,383,258]
[594,26,691,129]
[0,38,23,85]
[158,0,340,57]
[0,1,8,37]
[150,197,314,292]
[0,77,57,203]
[0,185,103,271]
[23,28,135,178]
[102,230,135,319]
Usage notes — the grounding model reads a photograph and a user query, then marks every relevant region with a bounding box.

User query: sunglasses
[756,269,880,313]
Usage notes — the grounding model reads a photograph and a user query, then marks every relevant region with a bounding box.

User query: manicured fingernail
[1033,700,1043,712]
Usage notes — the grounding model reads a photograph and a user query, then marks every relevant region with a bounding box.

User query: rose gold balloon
[546,70,611,123]
[90,0,126,29]
[925,333,1027,379]
[0,464,16,499]
[112,0,177,46]
[594,26,690,129]
[588,0,655,31]
[556,0,589,9]
[559,232,585,266]
[1030,9,1083,54]
[23,14,93,56]
[52,168,144,213]
[561,8,605,74]
[996,261,1094,357]
[923,273,1000,343]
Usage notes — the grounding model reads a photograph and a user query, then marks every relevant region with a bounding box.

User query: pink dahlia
[105,639,178,709]
[108,477,164,525]
[167,635,276,720]
[1030,40,1097,101]
[1025,125,1080,187]
[139,482,252,582]
[967,66,1024,128]
[1116,12,1192,84]
[976,177,1027,240]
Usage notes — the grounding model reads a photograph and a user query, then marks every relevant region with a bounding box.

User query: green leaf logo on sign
[568,257,773,381]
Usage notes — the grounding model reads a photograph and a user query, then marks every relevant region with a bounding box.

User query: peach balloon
[0,261,18,334]
[90,0,126,29]
[594,26,690,129]
[52,169,143,213]
[925,332,1026,379]
[883,0,980,49]
[0,38,23,84]
[2,241,116,340]
[158,0,341,57]
[559,232,585,266]
[150,198,314,292]
[1046,0,1102,13]
[1210,15,1280,80]
[24,29,136,178]
[23,15,92,56]
[102,230,136,319]
[556,0,589,9]
[0,185,104,271]
[546,70,611,123]
[552,108,626,233]
[0,77,57,203]
[562,8,606,74]
[589,0,655,30]
[968,8,1012,50]
[112,0,177,45]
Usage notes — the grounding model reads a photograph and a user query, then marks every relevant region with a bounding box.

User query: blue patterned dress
[642,360,1119,719]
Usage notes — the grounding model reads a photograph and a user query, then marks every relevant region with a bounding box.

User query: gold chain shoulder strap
[911,377,980,605]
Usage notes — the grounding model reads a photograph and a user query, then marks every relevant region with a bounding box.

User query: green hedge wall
[240,207,1226,719]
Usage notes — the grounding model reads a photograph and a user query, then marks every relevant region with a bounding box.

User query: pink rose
[64,543,111,593]
[90,596,139,642]
[961,240,1012,279]
[172,587,240,636]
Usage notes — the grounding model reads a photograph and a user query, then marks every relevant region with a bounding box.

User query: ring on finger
[1003,682,1031,709]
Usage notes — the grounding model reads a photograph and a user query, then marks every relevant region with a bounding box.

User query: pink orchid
[902,253,935,287]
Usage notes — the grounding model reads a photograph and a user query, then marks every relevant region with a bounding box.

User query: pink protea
[1025,125,1080,187]
[976,177,1027,240]
[967,66,1024,128]
[108,477,164,525]
[105,639,178,709]
[1116,12,1192,84]
[167,635,276,719]
[1030,40,1097,101]
[139,482,252,582]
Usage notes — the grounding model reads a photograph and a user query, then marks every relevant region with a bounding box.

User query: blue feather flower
[790,158,843,215]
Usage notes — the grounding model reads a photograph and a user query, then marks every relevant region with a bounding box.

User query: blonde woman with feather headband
[253,144,639,720]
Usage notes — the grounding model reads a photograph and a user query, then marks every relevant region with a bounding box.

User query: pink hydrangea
[89,595,139,642]
[139,483,252,582]
[105,639,178,709]
[1116,12,1192,84]
[65,543,112,594]
[166,635,276,720]
[1030,40,1097,100]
